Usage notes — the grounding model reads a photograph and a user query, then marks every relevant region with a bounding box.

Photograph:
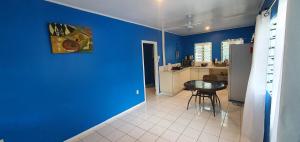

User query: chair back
[203,75,218,82]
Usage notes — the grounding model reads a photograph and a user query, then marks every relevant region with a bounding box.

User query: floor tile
[160,130,180,142]
[127,126,145,139]
[147,115,161,124]
[174,117,192,126]
[205,119,223,128]
[203,125,221,136]
[106,129,126,142]
[118,123,136,133]
[218,138,236,142]
[110,119,126,128]
[157,119,173,128]
[163,114,179,122]
[138,132,158,142]
[156,137,170,142]
[182,127,201,140]
[148,125,167,136]
[188,120,206,131]
[77,88,242,142]
[138,120,155,130]
[116,135,136,142]
[197,132,219,142]
[81,132,109,142]
[177,134,197,142]
[219,131,240,142]
[95,125,116,136]
[130,117,145,126]
[168,123,186,133]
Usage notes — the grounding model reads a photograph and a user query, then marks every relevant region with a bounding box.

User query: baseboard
[64,101,146,142]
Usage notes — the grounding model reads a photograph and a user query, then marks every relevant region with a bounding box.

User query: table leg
[187,91,195,110]
[209,94,216,117]
[199,93,201,105]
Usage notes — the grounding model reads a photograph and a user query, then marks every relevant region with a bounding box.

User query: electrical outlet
[136,90,139,95]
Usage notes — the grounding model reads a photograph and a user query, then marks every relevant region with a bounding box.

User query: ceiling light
[156,0,163,3]
[205,26,210,31]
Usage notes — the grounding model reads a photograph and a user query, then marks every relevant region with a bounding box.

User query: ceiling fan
[164,12,257,31]
[164,14,202,31]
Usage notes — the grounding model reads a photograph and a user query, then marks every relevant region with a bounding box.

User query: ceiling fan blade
[164,24,187,30]
[192,22,202,26]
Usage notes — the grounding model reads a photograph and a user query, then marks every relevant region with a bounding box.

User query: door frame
[141,40,160,100]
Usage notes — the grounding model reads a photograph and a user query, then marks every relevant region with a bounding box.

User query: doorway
[142,40,159,100]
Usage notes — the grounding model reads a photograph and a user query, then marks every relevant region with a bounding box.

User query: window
[221,38,244,61]
[194,42,212,62]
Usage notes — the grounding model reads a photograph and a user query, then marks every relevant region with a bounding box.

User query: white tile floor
[78,87,243,142]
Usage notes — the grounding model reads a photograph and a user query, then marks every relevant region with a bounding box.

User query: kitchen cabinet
[159,68,190,96]
[190,68,210,80]
[198,68,210,80]
[190,68,198,80]
[159,66,228,96]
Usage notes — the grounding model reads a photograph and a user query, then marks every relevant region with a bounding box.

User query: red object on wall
[250,45,253,54]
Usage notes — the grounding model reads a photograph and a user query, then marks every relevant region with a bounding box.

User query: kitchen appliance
[182,55,193,67]
[228,44,252,102]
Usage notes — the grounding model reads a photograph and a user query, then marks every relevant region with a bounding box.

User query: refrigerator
[228,44,252,102]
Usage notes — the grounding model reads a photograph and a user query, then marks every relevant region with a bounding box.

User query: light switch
[136,90,139,95]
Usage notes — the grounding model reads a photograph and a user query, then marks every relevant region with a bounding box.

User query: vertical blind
[194,42,212,62]
[221,38,244,61]
[266,17,278,95]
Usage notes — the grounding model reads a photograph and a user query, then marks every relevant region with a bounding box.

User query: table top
[184,80,226,93]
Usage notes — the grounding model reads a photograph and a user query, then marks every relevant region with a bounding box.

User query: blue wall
[165,33,183,64]
[181,26,255,61]
[0,1,169,142]
[0,1,257,142]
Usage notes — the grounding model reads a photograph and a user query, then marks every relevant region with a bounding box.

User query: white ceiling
[47,0,263,36]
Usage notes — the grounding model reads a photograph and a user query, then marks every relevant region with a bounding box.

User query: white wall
[277,0,300,141]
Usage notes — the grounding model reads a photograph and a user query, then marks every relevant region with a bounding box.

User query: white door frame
[141,40,160,100]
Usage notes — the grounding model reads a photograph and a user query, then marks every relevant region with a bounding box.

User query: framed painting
[49,23,93,53]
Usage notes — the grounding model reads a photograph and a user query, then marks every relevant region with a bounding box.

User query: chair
[203,74,218,82]
[201,75,221,116]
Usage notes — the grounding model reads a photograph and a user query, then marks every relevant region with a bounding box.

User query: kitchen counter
[160,66,228,73]
[159,65,228,96]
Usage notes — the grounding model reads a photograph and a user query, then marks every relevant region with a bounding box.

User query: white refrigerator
[228,44,252,102]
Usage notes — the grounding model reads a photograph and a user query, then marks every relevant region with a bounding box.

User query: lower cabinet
[190,68,210,80]
[190,68,198,80]
[172,68,190,95]
[160,67,228,96]
[159,68,191,96]
[172,72,182,94]
[198,69,210,80]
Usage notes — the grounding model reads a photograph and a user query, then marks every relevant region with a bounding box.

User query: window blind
[194,42,212,62]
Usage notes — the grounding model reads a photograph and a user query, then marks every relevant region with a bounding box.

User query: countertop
[160,66,229,73]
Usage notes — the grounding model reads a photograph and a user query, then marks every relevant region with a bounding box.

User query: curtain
[241,11,270,142]
[270,0,288,141]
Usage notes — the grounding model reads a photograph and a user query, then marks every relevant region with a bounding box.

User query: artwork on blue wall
[49,23,93,53]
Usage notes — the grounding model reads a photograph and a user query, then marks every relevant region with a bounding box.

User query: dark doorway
[143,43,155,88]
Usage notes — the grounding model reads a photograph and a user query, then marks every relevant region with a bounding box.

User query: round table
[184,80,226,116]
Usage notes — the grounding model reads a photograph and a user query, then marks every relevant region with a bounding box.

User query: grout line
[90,89,236,142]
[218,99,230,142]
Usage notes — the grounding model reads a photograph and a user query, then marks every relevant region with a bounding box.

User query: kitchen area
[159,62,228,96]
[159,43,252,103]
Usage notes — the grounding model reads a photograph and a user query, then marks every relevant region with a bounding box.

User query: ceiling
[47,0,263,36]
